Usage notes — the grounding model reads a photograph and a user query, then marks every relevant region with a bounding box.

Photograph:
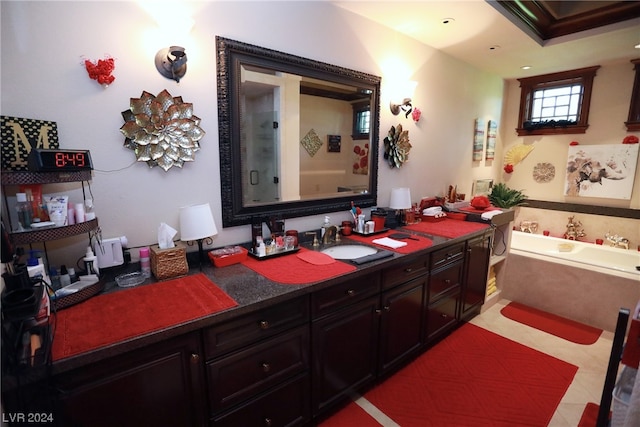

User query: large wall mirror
[216,36,381,227]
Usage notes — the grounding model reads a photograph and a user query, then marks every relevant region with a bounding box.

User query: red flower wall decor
[503,164,514,174]
[84,57,115,86]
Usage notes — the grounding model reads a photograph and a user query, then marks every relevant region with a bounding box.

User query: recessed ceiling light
[489,45,501,51]
[441,18,455,24]
[521,65,531,70]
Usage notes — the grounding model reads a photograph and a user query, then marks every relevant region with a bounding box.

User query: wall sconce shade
[155,46,187,83]
[389,187,412,209]
[179,203,217,270]
[390,98,413,118]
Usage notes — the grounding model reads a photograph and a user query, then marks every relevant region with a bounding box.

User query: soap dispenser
[321,216,331,239]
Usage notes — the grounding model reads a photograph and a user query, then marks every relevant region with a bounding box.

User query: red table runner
[403,218,489,238]
[52,273,237,360]
[344,230,432,253]
[241,247,357,285]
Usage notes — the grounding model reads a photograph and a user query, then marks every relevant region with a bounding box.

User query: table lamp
[389,187,412,225]
[179,203,218,270]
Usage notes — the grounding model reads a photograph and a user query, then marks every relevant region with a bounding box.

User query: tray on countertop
[248,246,301,260]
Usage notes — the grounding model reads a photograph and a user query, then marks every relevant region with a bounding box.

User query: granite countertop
[49,221,494,374]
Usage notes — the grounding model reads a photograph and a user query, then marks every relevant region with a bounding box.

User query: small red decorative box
[422,215,446,223]
[208,246,248,268]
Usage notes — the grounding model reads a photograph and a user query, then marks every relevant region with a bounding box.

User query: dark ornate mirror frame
[216,36,381,227]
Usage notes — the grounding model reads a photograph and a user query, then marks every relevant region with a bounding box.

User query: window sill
[516,125,588,136]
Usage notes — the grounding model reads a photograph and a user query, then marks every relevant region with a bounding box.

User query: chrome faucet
[605,232,629,249]
[322,226,338,245]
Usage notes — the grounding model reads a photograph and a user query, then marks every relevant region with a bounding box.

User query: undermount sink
[321,245,378,260]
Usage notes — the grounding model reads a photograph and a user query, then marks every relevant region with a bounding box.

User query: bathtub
[503,231,640,331]
[510,231,640,281]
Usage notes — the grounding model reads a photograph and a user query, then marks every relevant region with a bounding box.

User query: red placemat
[344,230,432,254]
[52,274,238,360]
[242,247,357,285]
[403,218,489,238]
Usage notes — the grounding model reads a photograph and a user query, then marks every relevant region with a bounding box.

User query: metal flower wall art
[383,123,412,168]
[120,90,205,171]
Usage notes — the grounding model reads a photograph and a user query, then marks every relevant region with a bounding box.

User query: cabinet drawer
[203,296,309,359]
[210,373,310,427]
[381,255,428,289]
[426,291,459,340]
[207,325,309,413]
[429,262,463,303]
[430,242,465,270]
[311,273,380,318]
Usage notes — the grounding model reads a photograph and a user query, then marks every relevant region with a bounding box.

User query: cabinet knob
[346,289,356,297]
[383,305,391,312]
[261,362,271,373]
[264,418,273,427]
[444,279,451,284]
[441,313,448,318]
[259,320,270,330]
[190,353,200,363]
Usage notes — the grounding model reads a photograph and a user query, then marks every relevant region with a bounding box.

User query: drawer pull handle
[261,362,271,373]
[375,309,382,315]
[264,417,273,427]
[259,320,270,330]
[384,305,391,312]
[346,289,356,297]
[441,313,448,318]
[404,268,413,273]
[190,353,200,363]
[444,279,451,284]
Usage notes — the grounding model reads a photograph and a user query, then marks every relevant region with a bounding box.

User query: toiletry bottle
[84,199,96,221]
[59,265,71,288]
[15,193,32,230]
[139,247,151,278]
[83,246,99,276]
[321,216,331,239]
[49,267,61,290]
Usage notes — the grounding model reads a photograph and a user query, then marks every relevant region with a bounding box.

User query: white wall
[1,1,503,268]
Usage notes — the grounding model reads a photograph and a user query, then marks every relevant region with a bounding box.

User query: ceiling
[333,0,640,80]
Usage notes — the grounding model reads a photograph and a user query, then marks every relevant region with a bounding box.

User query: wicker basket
[150,243,188,280]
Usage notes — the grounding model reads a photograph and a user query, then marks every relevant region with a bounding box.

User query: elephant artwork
[565,143,639,199]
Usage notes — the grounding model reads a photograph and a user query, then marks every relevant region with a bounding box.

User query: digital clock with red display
[28,149,93,172]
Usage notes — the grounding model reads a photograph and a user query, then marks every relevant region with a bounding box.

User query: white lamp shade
[389,187,412,209]
[179,203,218,241]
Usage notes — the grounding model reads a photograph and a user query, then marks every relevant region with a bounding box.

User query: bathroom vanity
[2,220,502,426]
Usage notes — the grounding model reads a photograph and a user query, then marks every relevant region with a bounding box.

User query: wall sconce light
[390,98,413,118]
[155,46,187,83]
[179,203,217,270]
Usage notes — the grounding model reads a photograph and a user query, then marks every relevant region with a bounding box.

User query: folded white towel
[372,237,407,249]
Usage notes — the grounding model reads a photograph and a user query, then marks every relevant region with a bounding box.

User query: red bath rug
[363,323,577,426]
[501,301,602,345]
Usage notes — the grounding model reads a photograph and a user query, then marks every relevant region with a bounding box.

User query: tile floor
[351,298,615,427]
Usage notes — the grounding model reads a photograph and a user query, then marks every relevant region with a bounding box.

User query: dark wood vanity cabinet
[311,273,381,416]
[54,331,206,427]
[203,296,311,426]
[460,232,491,321]
[425,242,465,343]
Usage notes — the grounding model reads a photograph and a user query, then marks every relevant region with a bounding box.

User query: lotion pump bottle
[321,216,331,239]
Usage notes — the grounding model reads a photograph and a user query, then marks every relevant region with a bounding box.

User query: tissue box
[150,242,188,280]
